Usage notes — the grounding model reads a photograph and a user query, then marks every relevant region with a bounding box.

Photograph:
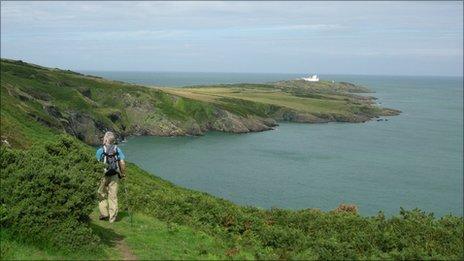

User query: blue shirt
[96,146,125,161]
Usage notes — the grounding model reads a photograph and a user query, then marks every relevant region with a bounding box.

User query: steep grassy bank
[1,59,399,147]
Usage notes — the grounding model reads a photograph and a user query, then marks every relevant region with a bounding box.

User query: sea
[81,71,463,216]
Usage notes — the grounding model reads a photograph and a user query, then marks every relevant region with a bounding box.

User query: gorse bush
[0,135,102,253]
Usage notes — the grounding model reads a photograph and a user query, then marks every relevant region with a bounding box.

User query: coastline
[1,59,400,147]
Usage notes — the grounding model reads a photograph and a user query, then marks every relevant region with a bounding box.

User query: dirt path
[116,237,137,260]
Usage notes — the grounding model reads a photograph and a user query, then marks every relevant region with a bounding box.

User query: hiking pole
[118,159,132,226]
[123,178,133,226]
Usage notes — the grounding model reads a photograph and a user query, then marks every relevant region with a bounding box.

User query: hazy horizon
[78,69,463,78]
[1,56,463,78]
[1,1,463,76]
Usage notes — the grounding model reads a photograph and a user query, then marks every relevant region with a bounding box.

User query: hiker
[96,131,126,223]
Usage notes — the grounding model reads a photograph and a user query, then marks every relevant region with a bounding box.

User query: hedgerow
[0,135,102,253]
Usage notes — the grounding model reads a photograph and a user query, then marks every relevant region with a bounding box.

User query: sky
[1,1,463,76]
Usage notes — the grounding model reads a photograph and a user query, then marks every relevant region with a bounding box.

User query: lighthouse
[301,74,319,82]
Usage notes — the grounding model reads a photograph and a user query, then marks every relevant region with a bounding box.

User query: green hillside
[1,59,398,148]
[1,60,461,260]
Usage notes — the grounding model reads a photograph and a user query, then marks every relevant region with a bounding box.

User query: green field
[165,86,368,115]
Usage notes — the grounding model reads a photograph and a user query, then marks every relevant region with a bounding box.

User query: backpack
[100,145,120,176]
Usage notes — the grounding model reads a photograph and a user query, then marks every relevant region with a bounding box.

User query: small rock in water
[377,119,384,122]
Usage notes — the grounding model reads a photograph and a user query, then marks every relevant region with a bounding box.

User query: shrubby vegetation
[0,136,103,253]
[123,163,464,259]
[1,135,463,259]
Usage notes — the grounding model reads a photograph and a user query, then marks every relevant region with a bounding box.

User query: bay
[91,71,463,216]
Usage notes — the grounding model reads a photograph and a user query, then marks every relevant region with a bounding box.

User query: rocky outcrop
[272,106,402,124]
[125,107,277,137]
[380,108,401,116]
[273,109,329,123]
[44,105,63,119]
[64,112,107,145]
[209,109,275,133]
[116,93,278,138]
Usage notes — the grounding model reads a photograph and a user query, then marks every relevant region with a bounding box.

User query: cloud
[1,1,462,75]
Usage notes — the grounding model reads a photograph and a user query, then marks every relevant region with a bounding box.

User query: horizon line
[77,69,464,78]
[1,57,462,78]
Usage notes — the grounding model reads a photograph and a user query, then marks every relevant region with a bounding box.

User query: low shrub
[0,135,102,253]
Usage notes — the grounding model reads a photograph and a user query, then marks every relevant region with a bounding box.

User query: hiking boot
[99,215,109,220]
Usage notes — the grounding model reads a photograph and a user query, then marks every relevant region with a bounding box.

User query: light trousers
[98,174,119,223]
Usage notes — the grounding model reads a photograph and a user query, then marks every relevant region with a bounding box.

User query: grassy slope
[1,210,235,260]
[1,59,220,144]
[90,211,246,260]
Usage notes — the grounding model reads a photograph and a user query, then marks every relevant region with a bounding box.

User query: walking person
[96,131,126,223]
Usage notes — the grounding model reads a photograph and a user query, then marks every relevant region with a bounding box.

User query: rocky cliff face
[208,110,276,133]
[65,112,105,145]
[114,92,278,139]
[3,82,399,145]
[34,92,280,145]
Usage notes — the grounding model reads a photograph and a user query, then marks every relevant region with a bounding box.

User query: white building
[301,74,319,82]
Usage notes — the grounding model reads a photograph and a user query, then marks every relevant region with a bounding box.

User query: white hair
[103,131,116,145]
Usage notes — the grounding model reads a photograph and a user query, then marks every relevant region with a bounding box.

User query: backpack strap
[113,145,120,160]
[102,145,119,159]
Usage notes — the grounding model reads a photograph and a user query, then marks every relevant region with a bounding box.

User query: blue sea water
[85,71,463,216]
